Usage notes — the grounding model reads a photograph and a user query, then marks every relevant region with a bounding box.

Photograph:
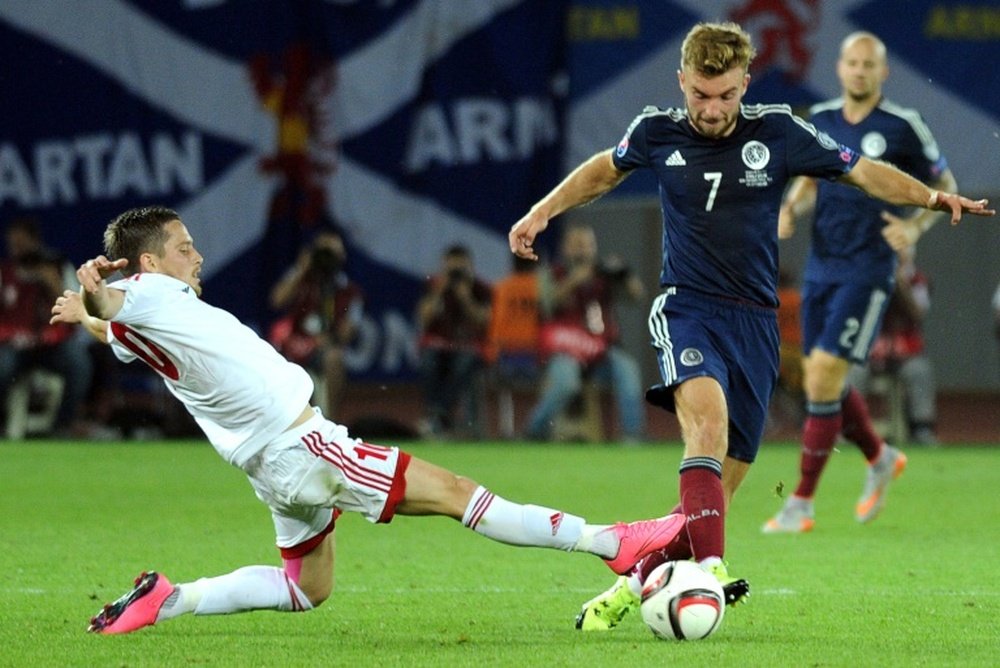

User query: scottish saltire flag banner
[0,0,567,379]
[568,0,1000,197]
[2,0,997,380]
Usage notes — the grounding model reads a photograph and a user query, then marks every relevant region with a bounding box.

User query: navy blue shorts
[801,279,893,364]
[646,288,779,463]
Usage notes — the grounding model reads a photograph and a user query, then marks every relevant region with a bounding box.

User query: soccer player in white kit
[51,206,686,635]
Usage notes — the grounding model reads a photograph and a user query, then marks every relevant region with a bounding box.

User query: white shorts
[243,409,410,556]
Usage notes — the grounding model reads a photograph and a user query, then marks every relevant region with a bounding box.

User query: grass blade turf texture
[1,440,996,666]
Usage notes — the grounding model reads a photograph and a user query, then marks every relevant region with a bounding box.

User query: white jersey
[106,273,313,467]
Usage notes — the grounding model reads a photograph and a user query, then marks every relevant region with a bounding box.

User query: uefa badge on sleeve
[616,135,629,158]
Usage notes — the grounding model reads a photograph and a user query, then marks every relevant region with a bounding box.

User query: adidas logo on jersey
[665,150,686,166]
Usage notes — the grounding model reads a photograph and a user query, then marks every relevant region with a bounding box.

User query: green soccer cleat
[574,575,639,631]
[703,561,750,607]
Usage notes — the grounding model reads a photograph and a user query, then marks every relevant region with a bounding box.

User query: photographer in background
[524,223,646,442]
[1,217,94,437]
[416,244,492,438]
[269,230,363,420]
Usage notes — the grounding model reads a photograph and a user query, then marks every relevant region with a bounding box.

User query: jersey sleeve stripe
[742,103,824,138]
[878,99,941,155]
[622,106,685,139]
[808,98,844,116]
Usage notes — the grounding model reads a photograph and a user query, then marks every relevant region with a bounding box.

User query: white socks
[156,566,312,622]
[625,571,643,596]
[154,487,621,624]
[461,486,617,558]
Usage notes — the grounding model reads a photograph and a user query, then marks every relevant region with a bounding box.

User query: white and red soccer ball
[640,560,725,640]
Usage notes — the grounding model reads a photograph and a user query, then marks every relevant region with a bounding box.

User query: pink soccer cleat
[88,571,175,634]
[603,513,686,575]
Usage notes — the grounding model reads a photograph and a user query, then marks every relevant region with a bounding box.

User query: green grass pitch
[2,439,997,666]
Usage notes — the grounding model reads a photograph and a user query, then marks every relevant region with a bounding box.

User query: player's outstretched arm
[50,289,109,344]
[880,168,959,250]
[509,149,629,260]
[841,157,994,227]
[77,256,128,320]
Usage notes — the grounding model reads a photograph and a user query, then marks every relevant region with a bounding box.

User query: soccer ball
[640,560,725,640]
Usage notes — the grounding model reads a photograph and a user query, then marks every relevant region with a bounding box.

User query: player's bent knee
[804,352,849,383]
[397,457,479,518]
[438,472,478,511]
[453,474,478,496]
[293,567,334,608]
[300,578,334,608]
[679,415,728,459]
[286,533,335,607]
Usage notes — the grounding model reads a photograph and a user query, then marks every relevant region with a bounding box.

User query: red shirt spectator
[868,259,930,370]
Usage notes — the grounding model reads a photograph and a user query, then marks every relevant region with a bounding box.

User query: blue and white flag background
[3,0,998,381]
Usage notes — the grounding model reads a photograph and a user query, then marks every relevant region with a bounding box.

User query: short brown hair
[104,206,179,276]
[681,22,756,77]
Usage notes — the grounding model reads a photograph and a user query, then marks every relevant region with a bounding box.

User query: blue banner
[3,0,997,381]
[1,0,567,379]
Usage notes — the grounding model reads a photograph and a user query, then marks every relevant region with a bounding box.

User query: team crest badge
[680,348,704,366]
[861,132,887,158]
[741,141,770,169]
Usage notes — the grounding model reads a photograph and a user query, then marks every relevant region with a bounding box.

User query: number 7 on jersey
[703,172,722,212]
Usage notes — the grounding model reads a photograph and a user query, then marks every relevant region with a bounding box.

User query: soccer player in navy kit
[508,22,992,632]
[763,32,957,534]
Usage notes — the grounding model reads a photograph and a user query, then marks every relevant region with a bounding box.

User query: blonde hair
[681,22,756,76]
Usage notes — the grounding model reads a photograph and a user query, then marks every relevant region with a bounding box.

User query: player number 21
[703,172,722,211]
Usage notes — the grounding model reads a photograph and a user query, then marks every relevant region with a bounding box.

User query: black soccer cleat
[722,578,750,606]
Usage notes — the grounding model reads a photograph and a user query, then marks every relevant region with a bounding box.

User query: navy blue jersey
[614,104,858,307]
[805,98,948,284]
